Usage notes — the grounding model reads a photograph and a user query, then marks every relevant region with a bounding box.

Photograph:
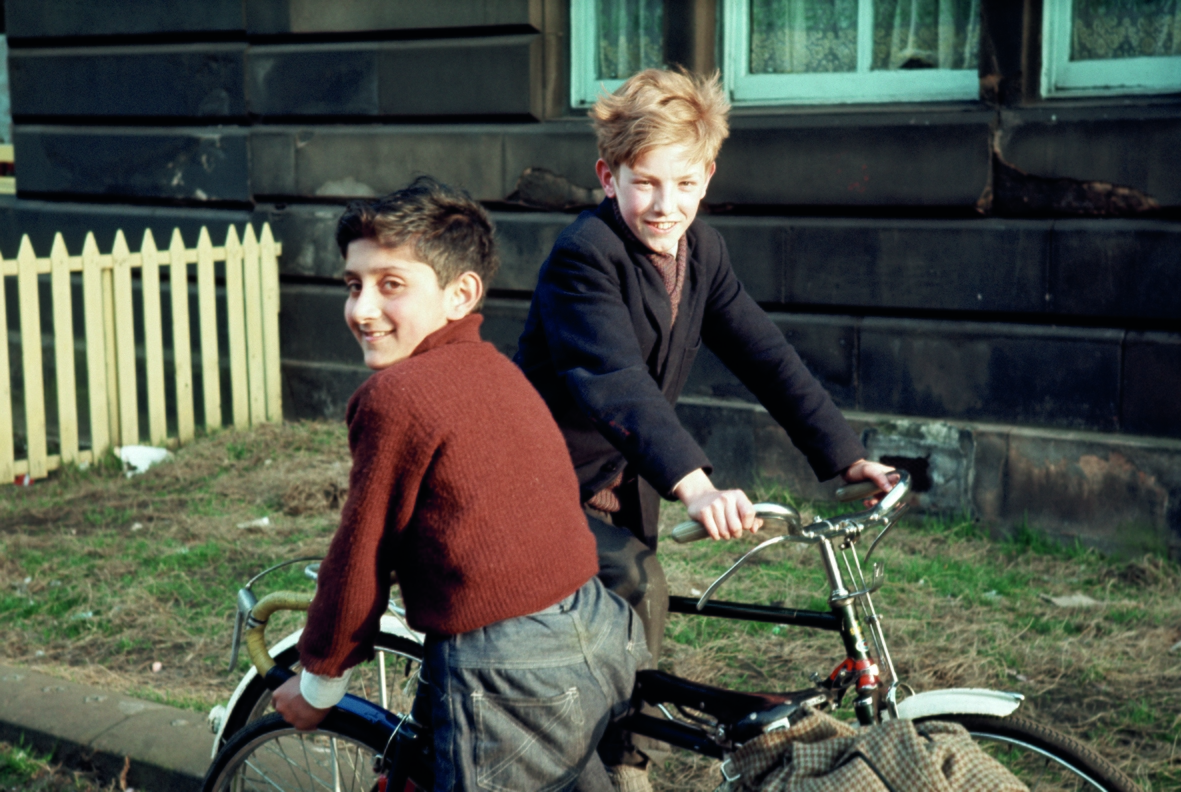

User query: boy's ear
[445,271,484,319]
[595,159,617,198]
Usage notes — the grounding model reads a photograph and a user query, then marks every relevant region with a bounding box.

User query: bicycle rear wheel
[204,711,429,792]
[923,714,1140,792]
[218,633,424,750]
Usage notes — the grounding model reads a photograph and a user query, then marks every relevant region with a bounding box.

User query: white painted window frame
[1041,1,1181,99]
[721,0,980,106]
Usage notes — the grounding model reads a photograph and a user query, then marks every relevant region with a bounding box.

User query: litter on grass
[117,446,173,477]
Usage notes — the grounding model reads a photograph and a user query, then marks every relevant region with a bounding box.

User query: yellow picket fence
[1,224,283,485]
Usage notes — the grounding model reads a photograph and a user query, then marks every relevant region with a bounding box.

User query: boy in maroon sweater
[272,177,647,792]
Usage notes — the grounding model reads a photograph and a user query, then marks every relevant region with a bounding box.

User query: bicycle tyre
[204,710,429,792]
[919,714,1141,792]
[217,633,424,750]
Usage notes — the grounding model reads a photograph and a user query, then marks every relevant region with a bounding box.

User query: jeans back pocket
[473,686,586,792]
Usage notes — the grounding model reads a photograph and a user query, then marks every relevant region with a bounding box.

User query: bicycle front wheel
[204,711,428,792]
[218,633,424,750]
[923,714,1140,792]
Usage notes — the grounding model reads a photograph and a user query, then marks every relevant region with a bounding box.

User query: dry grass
[2,421,1179,790]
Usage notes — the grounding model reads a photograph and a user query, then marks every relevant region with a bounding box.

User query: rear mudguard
[892,688,1024,720]
[209,614,423,757]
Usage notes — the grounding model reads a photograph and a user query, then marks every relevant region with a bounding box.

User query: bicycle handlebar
[671,472,911,546]
[242,590,314,687]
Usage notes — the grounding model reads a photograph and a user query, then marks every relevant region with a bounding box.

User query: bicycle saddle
[633,670,827,729]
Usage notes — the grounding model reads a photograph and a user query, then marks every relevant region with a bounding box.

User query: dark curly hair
[335,176,499,290]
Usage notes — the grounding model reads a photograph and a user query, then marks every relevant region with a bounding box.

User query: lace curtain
[596,0,665,79]
[749,0,980,74]
[1071,0,1181,60]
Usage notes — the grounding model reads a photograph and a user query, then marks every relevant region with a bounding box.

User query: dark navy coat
[515,200,865,544]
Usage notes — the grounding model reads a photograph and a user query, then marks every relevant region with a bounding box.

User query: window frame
[569,0,651,108]
[1041,1,1181,99]
[722,0,981,106]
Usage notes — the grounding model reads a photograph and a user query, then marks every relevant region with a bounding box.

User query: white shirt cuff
[300,668,353,709]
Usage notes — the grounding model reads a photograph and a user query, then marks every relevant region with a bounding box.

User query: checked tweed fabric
[715,709,1028,792]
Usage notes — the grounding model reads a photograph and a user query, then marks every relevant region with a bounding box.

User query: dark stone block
[1122,332,1181,439]
[270,127,507,201]
[10,45,246,119]
[250,132,296,196]
[279,284,357,364]
[282,360,371,422]
[502,122,601,198]
[780,218,1051,313]
[480,298,530,358]
[246,0,541,35]
[684,313,856,409]
[6,0,245,38]
[1003,432,1180,558]
[247,45,379,117]
[15,126,251,203]
[860,318,1123,431]
[702,216,784,303]
[254,203,345,278]
[377,36,540,118]
[674,399,758,490]
[0,195,252,260]
[489,211,570,291]
[247,36,541,119]
[999,106,1181,207]
[711,110,993,207]
[1050,220,1181,321]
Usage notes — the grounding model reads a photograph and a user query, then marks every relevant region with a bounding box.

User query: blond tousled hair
[590,68,730,171]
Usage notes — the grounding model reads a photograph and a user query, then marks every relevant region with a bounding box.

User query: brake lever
[864,502,908,564]
[696,534,790,610]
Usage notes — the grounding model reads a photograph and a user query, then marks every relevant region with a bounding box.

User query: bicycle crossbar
[668,596,840,631]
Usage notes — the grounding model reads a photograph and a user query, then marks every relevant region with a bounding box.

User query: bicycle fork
[816,535,899,725]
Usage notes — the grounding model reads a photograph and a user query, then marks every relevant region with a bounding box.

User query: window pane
[1071,0,1181,61]
[872,0,980,70]
[749,0,859,74]
[596,0,664,80]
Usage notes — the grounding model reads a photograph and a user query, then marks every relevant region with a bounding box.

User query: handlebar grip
[243,591,314,684]
[834,480,884,502]
[670,520,710,543]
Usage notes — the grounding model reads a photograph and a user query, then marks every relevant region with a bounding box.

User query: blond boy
[515,70,893,788]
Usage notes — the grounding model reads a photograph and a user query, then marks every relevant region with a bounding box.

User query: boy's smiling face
[596,144,716,256]
[343,238,480,370]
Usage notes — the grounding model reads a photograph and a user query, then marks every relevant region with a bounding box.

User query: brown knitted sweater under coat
[299,314,598,678]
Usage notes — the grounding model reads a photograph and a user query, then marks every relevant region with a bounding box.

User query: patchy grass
[0,740,114,792]
[2,422,1179,791]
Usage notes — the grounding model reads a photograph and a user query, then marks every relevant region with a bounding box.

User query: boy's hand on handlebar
[842,459,899,507]
[673,469,761,540]
[273,673,331,731]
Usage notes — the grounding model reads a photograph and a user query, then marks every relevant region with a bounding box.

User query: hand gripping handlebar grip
[670,503,802,544]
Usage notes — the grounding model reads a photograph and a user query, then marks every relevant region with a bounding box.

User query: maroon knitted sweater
[299,314,598,677]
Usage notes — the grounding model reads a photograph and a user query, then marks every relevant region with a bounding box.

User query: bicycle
[205,471,1140,791]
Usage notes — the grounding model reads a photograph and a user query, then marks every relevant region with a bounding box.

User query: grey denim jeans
[413,577,650,792]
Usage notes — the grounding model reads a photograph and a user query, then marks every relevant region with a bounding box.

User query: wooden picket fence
[1,224,283,485]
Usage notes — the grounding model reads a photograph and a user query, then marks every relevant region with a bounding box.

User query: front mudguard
[892,687,1024,720]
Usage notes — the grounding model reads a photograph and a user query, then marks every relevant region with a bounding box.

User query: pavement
[0,663,213,791]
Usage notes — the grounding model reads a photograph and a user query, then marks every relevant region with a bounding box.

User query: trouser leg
[586,513,668,661]
[586,513,670,770]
